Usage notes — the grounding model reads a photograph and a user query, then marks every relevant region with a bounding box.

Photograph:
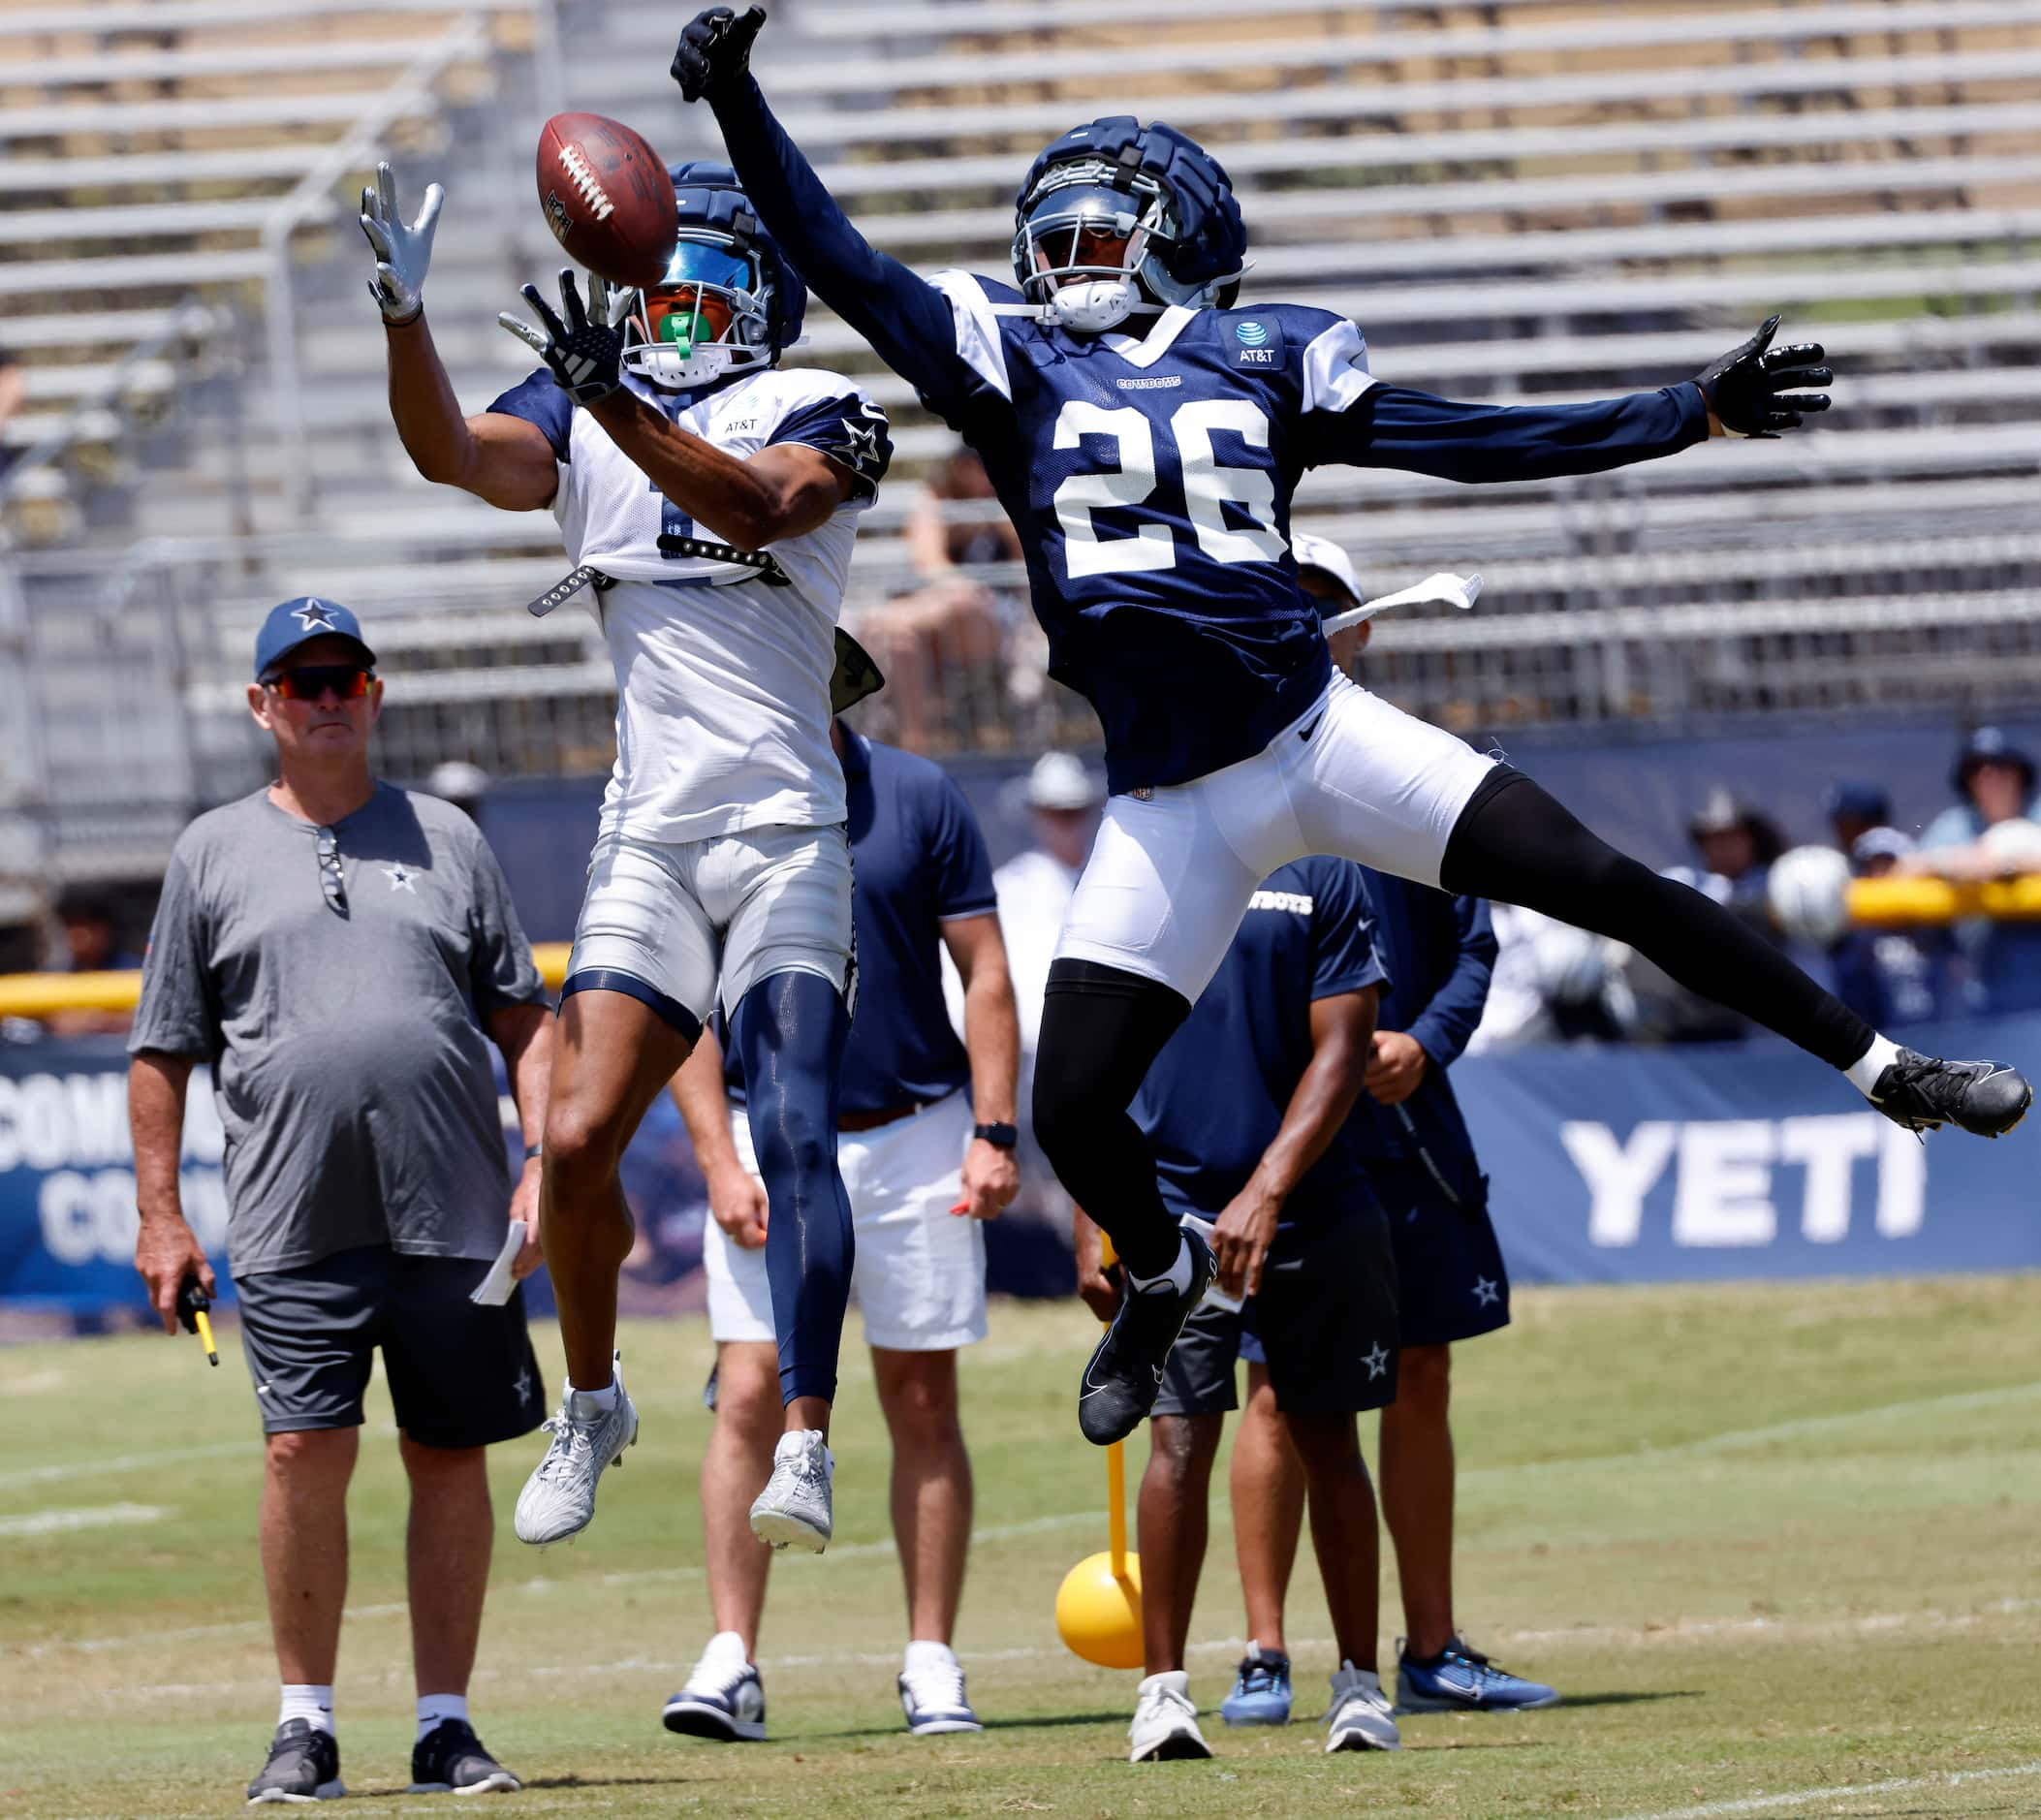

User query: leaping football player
[672,7,2030,1450]
[361,156,894,1550]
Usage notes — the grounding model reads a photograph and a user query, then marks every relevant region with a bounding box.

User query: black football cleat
[408,1718,520,1795]
[1869,1050,2030,1138]
[246,1719,344,1805]
[1078,1227,1215,1446]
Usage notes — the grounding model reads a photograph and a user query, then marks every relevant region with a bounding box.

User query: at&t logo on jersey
[1235,319,1279,366]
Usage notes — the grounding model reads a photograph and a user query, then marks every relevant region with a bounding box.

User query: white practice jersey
[489,363,893,843]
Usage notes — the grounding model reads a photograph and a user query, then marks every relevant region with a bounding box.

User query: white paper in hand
[1179,1214,1245,1314]
[470,1220,527,1306]
[1320,571,1482,635]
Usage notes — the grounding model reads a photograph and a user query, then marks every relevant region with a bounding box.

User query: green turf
[4,1275,2040,1818]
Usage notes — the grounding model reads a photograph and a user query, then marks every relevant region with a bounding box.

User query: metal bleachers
[3,0,2041,887]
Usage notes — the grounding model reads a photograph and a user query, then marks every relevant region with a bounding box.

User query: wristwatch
[973,1121,1019,1150]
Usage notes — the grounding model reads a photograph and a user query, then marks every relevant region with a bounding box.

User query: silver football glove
[359,161,444,326]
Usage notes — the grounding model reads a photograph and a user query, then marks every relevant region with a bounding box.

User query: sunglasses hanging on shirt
[315,825,348,915]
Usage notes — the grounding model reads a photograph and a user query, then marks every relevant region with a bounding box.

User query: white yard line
[0,1439,252,1491]
[0,1503,169,1538]
[1614,1759,2041,1820]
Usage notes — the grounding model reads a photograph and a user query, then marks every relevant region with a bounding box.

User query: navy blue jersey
[725,730,996,1114]
[1133,857,1388,1224]
[1344,871,1496,1175]
[708,76,1712,793]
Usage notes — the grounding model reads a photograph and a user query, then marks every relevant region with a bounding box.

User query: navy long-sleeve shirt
[706,77,1711,794]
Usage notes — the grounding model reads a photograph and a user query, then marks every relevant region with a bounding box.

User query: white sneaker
[663,1631,767,1742]
[513,1363,638,1546]
[1324,1662,1401,1753]
[1128,1671,1212,1763]
[749,1428,833,1553]
[898,1642,982,1736]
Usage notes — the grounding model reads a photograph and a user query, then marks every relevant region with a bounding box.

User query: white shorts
[703,1089,988,1353]
[1055,671,1495,1001]
[566,822,854,1034]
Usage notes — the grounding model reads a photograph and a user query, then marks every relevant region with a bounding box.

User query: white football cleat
[1128,1671,1212,1763]
[898,1642,982,1736]
[513,1362,638,1546]
[749,1428,833,1553]
[1324,1662,1401,1753]
[663,1631,767,1742]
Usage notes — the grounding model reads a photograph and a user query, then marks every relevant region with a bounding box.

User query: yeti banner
[1455,1014,2041,1285]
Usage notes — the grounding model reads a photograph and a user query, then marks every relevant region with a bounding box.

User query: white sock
[1126,1231,1191,1297]
[279,1684,333,1736]
[416,1692,468,1742]
[701,1629,750,1667]
[903,1639,958,1677]
[1846,1033,1903,1098]
[568,1375,618,1418]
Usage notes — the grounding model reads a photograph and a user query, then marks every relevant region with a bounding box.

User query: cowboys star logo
[1363,1341,1391,1380]
[1472,1276,1500,1307]
[381,863,418,894]
[837,416,883,473]
[293,599,338,634]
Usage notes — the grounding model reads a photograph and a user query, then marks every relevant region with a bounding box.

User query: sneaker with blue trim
[1219,1642,1292,1726]
[1397,1637,1560,1712]
[897,1642,983,1736]
[1324,1663,1400,1752]
[664,1631,767,1742]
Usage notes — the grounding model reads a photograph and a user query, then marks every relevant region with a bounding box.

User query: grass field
[3,1275,2040,1819]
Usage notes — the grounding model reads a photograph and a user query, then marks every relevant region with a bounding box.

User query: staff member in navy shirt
[1247,533,1559,1714]
[1075,856,1401,1763]
[669,719,1020,1742]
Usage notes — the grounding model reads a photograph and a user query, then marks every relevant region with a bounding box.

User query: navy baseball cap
[1952,725,2036,796]
[1824,780,1891,825]
[253,597,376,681]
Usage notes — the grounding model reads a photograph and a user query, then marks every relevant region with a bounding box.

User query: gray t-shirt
[130,783,548,1276]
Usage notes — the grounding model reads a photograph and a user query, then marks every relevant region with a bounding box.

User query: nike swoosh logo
[1298,714,1324,741]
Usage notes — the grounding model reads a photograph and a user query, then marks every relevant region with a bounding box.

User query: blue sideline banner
[0,1036,233,1315]
[1457,1014,2041,1285]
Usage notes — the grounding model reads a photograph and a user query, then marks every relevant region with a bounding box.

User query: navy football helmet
[623,162,808,388]
[1013,117,1247,330]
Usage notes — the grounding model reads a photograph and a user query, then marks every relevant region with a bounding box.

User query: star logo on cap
[292,599,338,633]
[381,863,418,894]
[1472,1276,1500,1307]
[1364,1341,1391,1380]
[838,417,882,472]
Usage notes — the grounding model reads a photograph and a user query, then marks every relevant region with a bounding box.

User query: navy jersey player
[672,9,2029,1446]
[362,157,894,1551]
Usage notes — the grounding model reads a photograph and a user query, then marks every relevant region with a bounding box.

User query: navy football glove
[1695,315,1834,438]
[673,5,766,103]
[498,268,626,406]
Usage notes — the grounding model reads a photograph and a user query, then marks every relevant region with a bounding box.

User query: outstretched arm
[361,162,558,511]
[675,9,994,426]
[1304,314,1830,483]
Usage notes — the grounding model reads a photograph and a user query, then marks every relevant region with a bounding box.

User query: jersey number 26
[1051,399,1285,579]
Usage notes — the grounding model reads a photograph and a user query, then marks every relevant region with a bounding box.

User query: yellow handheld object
[1055,1233,1145,1668]
[176,1278,219,1367]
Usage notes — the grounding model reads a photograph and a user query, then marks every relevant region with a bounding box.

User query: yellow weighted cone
[1055,1549,1145,1670]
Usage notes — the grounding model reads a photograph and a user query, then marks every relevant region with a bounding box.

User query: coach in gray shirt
[129,598,552,1804]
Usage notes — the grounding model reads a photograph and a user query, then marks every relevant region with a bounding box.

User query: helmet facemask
[622,232,776,390]
[1014,157,1235,331]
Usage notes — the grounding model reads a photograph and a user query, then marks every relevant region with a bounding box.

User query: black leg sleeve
[1032,959,1193,1281]
[1440,770,1874,1071]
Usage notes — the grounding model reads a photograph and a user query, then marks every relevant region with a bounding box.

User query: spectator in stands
[858,450,1022,752]
[1825,781,1893,855]
[1912,728,2041,1015]
[1686,788,1785,905]
[1832,827,1962,1027]
[44,888,142,1037]
[427,760,490,824]
[128,599,551,1804]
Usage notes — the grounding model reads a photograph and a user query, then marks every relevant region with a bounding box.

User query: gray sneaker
[513,1364,638,1546]
[749,1428,833,1553]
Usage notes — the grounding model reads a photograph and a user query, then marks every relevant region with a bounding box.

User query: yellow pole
[1099,1233,1130,1580]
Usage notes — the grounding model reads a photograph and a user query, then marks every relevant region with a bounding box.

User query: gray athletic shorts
[236,1243,547,1450]
[1155,1205,1401,1419]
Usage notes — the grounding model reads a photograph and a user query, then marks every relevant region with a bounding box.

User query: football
[534,110,677,290]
